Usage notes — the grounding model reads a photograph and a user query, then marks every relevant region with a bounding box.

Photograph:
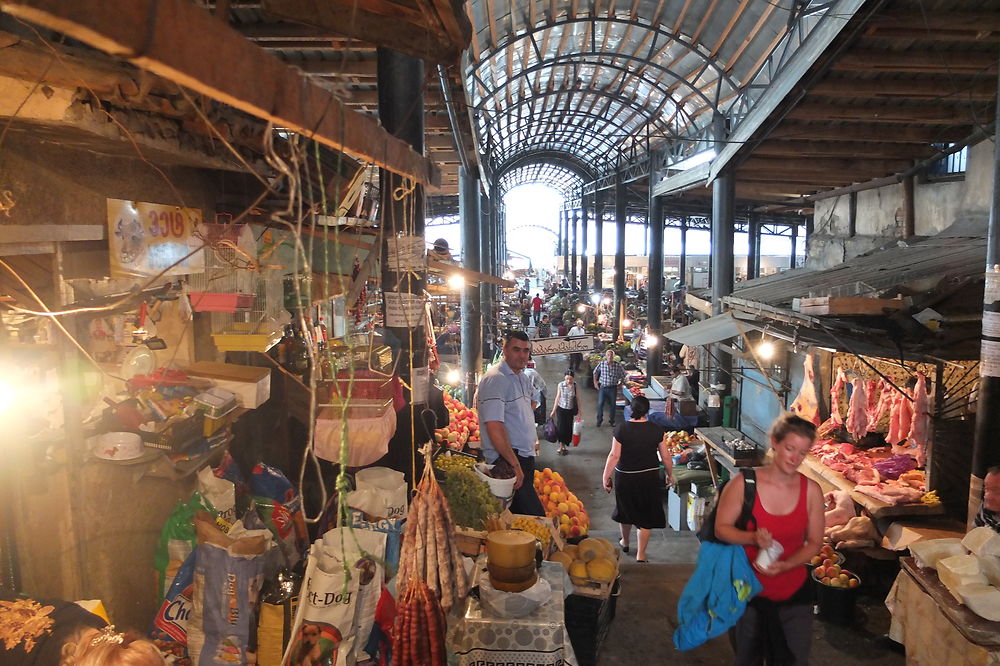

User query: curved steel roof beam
[490,129,625,170]
[495,151,596,183]
[468,15,737,96]
[471,54,713,125]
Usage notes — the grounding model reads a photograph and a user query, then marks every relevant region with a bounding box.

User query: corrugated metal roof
[665,311,759,346]
[733,219,987,307]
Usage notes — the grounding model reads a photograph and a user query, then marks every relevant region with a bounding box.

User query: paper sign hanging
[530,335,596,356]
[384,291,424,327]
[385,236,425,272]
[107,199,204,279]
[411,366,430,404]
[981,339,1000,378]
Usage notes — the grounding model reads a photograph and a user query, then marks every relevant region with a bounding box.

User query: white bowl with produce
[474,462,516,498]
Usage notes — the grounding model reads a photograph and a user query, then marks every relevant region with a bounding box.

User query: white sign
[530,335,595,356]
[384,291,424,327]
[385,236,425,272]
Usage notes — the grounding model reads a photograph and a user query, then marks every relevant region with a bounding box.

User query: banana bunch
[511,516,551,548]
[920,490,941,505]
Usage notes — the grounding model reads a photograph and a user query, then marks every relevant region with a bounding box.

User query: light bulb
[446,369,461,384]
[448,274,465,289]
[758,341,775,360]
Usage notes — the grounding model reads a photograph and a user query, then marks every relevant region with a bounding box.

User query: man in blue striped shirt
[476,331,545,516]
[593,348,625,427]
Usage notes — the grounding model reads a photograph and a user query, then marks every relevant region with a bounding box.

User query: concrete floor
[530,353,906,665]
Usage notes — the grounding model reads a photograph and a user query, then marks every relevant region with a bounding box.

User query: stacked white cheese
[914,528,1000,621]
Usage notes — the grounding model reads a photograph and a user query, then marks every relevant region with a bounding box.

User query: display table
[801,455,943,519]
[448,559,578,666]
[887,558,1000,664]
[693,427,764,488]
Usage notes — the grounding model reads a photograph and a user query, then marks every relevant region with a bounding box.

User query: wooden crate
[796,296,904,316]
[569,549,621,599]
[454,527,487,556]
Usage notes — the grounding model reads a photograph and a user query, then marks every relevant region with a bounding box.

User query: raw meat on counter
[809,439,928,505]
[854,482,925,505]
[845,378,869,441]
[824,490,855,528]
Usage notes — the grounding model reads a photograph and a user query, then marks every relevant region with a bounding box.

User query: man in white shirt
[567,319,586,372]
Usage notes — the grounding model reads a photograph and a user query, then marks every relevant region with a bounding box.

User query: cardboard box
[668,488,690,532]
[185,361,271,408]
[882,521,965,551]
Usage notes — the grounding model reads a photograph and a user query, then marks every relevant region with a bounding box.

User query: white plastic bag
[572,419,583,436]
[350,467,407,520]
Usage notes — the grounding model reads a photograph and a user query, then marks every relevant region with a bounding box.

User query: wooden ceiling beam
[808,77,998,102]
[785,102,987,125]
[831,50,998,75]
[1,0,439,187]
[768,121,970,144]
[752,140,934,160]
[867,11,1000,33]
[866,28,1000,43]
[742,156,914,174]
[293,60,378,77]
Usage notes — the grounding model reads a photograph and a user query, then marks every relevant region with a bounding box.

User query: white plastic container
[756,541,784,569]
[474,463,516,499]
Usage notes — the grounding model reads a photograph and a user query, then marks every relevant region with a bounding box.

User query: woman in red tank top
[714,413,824,665]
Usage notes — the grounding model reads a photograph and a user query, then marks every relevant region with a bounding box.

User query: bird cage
[186,223,286,352]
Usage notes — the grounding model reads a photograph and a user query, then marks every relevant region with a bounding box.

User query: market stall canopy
[665,311,759,347]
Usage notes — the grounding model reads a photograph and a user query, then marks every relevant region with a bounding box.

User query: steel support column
[562,209,570,278]
[790,226,798,270]
[679,217,688,287]
[710,116,735,425]
[614,173,627,339]
[557,210,564,278]
[970,54,1000,526]
[459,167,482,404]
[746,216,759,280]
[594,193,604,292]
[571,209,579,290]
[480,192,494,360]
[580,196,589,293]
[378,47,426,398]
[648,187,664,375]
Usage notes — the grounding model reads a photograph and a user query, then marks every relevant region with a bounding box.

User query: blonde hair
[61,628,166,666]
[769,412,817,444]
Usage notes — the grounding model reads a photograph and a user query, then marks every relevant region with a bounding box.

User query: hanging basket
[314,399,396,467]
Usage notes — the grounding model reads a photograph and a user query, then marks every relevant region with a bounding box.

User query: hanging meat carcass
[888,383,915,449]
[909,373,931,467]
[865,379,878,412]
[867,380,893,427]
[830,369,848,424]
[789,354,821,425]
[846,378,869,442]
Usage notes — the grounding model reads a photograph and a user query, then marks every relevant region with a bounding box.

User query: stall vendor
[476,331,545,516]
[974,466,1000,532]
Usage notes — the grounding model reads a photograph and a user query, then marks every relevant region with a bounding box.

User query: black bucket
[813,573,860,624]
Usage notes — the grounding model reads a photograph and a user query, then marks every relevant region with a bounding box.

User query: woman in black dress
[601,395,674,562]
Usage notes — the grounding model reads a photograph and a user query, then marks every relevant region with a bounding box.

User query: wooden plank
[0,225,106,243]
[753,140,934,160]
[785,102,981,125]
[868,11,1000,33]
[1,0,440,189]
[830,50,998,75]
[809,77,998,102]
[685,292,713,315]
[768,121,970,144]
[796,296,904,316]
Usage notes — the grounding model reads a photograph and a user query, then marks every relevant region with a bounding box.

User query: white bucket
[474,463,516,499]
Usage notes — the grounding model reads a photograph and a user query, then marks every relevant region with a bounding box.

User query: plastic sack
[155,491,211,603]
[572,418,583,435]
[281,542,361,666]
[198,466,237,533]
[344,508,404,573]
[480,575,550,618]
[187,513,271,666]
[150,549,197,663]
[251,464,308,562]
[350,467,407,521]
[543,417,558,442]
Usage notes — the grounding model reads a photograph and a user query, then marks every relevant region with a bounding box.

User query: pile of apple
[810,544,859,588]
[434,392,481,450]
[665,430,696,454]
[533,467,590,538]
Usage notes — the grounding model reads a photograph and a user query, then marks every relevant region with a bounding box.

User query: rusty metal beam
[1,0,440,188]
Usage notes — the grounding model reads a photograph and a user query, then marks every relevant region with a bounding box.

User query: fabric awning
[665,312,759,346]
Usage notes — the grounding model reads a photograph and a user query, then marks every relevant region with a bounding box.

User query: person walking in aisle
[535,315,552,338]
[550,370,585,456]
[476,331,546,516]
[593,348,625,427]
[715,413,823,665]
[601,395,673,561]
[531,293,544,326]
[567,319,586,371]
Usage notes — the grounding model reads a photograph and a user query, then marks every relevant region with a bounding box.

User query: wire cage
[186,223,286,352]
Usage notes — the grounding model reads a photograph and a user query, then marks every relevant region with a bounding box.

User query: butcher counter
[887,557,1000,664]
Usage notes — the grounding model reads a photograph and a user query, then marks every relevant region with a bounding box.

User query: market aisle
[530,353,905,665]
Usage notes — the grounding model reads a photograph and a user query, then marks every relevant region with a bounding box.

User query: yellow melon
[548,551,573,572]
[563,544,579,560]
[568,560,588,582]
[578,538,607,562]
[586,557,617,583]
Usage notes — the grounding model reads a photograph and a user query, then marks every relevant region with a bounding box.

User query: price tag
[411,366,430,404]
[385,236,425,272]
[384,291,424,327]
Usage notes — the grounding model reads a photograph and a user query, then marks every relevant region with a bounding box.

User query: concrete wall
[808,140,994,269]
[0,133,225,630]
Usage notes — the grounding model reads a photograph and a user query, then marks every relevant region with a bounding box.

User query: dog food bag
[320,527,386,662]
[281,542,360,666]
[155,491,212,603]
[256,568,302,666]
[150,550,197,664]
[187,514,270,666]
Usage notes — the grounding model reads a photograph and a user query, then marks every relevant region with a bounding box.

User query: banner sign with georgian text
[530,335,595,356]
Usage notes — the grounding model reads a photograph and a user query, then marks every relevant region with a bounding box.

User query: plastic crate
[565,578,620,666]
